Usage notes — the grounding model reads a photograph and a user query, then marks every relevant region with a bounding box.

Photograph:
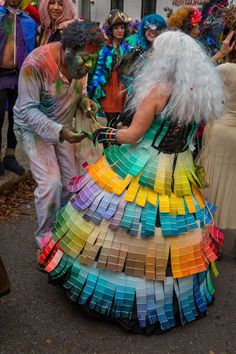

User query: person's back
[217,63,236,122]
[199,61,236,230]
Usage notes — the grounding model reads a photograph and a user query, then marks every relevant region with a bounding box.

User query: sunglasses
[145,28,160,35]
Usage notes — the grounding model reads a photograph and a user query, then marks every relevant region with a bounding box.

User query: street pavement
[0,210,236,354]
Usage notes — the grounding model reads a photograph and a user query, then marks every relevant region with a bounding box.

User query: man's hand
[80,96,98,118]
[220,31,235,57]
[60,127,86,144]
[213,31,236,62]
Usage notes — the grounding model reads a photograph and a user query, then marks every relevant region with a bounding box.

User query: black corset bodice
[151,119,198,154]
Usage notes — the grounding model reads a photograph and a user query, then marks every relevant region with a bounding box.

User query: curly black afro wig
[61,20,105,51]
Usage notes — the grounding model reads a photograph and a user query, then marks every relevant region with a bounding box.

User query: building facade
[76,0,213,23]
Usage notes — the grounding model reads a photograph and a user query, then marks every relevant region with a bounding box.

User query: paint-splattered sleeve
[17,65,63,143]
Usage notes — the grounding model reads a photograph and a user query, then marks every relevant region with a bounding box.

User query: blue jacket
[0,6,37,60]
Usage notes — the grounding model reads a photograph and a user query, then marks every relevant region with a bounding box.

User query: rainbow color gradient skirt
[40,115,223,333]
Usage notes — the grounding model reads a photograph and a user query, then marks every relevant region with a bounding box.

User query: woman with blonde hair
[38,0,76,45]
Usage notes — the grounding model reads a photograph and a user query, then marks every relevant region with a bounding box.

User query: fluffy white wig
[130,31,225,124]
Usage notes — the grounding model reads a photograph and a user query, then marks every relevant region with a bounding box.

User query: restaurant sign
[172,0,210,5]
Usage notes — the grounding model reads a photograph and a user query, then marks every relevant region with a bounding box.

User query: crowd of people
[0,0,236,335]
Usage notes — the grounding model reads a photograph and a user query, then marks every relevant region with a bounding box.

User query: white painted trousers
[15,128,79,248]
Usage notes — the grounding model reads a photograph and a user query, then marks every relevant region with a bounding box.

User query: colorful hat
[104,9,132,27]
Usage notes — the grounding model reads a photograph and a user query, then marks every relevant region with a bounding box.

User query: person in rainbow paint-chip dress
[39,30,225,334]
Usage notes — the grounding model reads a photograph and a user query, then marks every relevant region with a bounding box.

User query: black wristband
[93,128,119,147]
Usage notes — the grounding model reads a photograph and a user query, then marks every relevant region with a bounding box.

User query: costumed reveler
[126,13,167,50]
[125,19,140,47]
[167,5,233,65]
[88,9,132,126]
[39,31,225,334]
[0,0,40,24]
[117,14,167,126]
[167,6,202,38]
[14,21,104,251]
[38,0,76,46]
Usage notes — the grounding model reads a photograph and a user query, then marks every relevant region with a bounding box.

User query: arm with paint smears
[16,65,63,142]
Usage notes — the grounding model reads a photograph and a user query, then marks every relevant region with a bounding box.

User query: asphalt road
[0,210,236,354]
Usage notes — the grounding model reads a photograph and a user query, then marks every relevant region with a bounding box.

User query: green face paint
[64,48,98,79]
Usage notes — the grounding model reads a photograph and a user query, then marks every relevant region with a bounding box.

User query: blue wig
[137,14,167,51]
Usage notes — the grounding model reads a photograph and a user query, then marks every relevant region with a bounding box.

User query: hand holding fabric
[60,127,87,144]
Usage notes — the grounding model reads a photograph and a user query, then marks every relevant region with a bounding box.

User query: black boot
[3,156,25,175]
[0,257,10,297]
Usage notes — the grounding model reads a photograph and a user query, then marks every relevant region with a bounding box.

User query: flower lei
[190,8,202,26]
